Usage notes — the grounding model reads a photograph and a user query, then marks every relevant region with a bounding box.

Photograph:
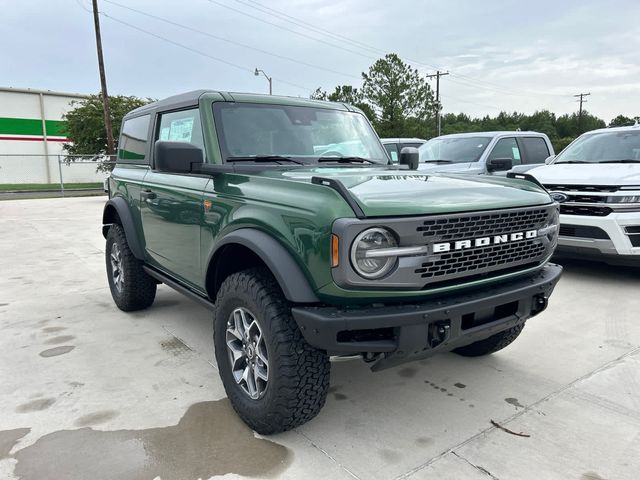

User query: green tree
[361,53,435,138]
[62,94,152,156]
[609,114,636,127]
[311,85,376,122]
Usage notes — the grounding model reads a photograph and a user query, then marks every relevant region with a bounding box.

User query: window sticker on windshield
[168,118,194,142]
[512,147,521,160]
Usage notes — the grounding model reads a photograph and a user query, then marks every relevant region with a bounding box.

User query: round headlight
[350,227,398,279]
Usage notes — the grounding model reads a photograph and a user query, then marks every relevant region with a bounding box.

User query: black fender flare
[102,197,144,260]
[210,228,320,303]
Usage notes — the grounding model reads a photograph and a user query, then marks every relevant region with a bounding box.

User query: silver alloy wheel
[110,243,123,293]
[226,307,269,400]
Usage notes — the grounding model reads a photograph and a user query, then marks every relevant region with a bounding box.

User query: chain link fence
[0,154,116,193]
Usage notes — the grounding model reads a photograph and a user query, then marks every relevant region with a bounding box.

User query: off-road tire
[105,224,156,311]
[213,267,330,434]
[453,323,525,357]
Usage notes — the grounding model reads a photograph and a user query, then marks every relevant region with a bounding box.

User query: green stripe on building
[0,117,67,137]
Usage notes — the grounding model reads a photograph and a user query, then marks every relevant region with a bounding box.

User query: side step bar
[143,266,215,311]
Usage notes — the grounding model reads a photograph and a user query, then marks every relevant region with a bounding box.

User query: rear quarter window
[117,115,150,164]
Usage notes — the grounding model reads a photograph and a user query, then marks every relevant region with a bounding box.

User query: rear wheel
[453,323,525,357]
[213,267,330,434]
[105,224,156,311]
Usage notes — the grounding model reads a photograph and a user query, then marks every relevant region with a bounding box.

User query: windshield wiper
[226,155,305,165]
[317,156,376,164]
[555,160,591,164]
[422,159,453,164]
[597,159,640,164]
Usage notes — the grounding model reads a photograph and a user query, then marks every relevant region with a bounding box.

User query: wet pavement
[1,196,639,479]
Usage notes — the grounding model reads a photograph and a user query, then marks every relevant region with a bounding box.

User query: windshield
[555,130,640,163]
[418,136,492,163]
[213,102,388,164]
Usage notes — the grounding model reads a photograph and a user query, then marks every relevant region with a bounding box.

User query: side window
[488,137,521,165]
[118,115,150,164]
[157,108,205,152]
[520,137,550,164]
[384,143,399,162]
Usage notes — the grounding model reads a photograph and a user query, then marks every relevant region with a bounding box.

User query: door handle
[141,190,157,201]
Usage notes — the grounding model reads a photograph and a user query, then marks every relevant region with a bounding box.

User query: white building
[0,87,107,185]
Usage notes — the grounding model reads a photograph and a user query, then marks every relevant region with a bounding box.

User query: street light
[254,68,272,95]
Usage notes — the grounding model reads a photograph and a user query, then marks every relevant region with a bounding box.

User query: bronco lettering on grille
[432,230,538,253]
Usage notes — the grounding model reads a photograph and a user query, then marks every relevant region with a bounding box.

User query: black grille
[560,205,612,216]
[416,241,546,279]
[414,206,554,284]
[630,236,640,247]
[545,184,618,193]
[560,224,610,239]
[417,208,548,240]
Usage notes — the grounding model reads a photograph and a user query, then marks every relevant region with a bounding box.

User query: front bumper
[555,212,640,266]
[292,263,562,370]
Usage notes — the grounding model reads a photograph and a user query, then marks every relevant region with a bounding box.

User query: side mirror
[399,147,419,170]
[486,157,513,172]
[544,155,556,165]
[154,141,203,174]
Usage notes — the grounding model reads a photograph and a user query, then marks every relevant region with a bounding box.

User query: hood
[528,163,640,186]
[271,166,552,217]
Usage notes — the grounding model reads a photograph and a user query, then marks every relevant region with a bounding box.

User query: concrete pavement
[0,196,638,480]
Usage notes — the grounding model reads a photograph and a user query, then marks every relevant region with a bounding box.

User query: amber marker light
[331,234,340,267]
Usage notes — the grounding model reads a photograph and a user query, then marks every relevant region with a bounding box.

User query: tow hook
[428,320,451,348]
[532,295,548,314]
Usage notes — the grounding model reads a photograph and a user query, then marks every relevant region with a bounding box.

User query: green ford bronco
[103,90,562,434]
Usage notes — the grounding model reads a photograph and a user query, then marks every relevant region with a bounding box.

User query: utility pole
[426,71,449,136]
[91,0,115,155]
[574,92,590,134]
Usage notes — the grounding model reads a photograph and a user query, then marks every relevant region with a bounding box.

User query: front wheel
[105,224,157,311]
[213,268,330,434]
[453,323,525,357]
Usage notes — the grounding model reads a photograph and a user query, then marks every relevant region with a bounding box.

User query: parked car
[102,90,562,434]
[521,125,640,266]
[381,137,426,162]
[417,131,554,175]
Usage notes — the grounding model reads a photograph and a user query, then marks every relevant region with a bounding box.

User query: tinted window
[520,137,550,164]
[384,143,399,162]
[419,137,491,163]
[157,108,204,151]
[118,115,150,163]
[488,137,522,165]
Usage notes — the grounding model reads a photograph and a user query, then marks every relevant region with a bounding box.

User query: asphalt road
[1,196,639,480]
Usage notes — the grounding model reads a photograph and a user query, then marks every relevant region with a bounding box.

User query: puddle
[454,383,466,389]
[42,327,67,333]
[13,399,291,480]
[16,398,56,413]
[74,410,119,427]
[0,428,30,459]
[39,346,75,357]
[505,397,524,409]
[45,335,76,345]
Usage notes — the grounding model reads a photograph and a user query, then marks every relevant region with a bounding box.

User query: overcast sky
[3,0,639,122]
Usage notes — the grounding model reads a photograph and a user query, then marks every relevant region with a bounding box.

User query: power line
[216,0,568,99]
[426,71,449,135]
[102,0,360,80]
[100,12,313,93]
[574,92,591,133]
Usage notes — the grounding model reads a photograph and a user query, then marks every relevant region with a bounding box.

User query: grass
[0,182,102,192]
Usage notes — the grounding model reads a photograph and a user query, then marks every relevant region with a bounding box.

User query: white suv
[526,125,640,266]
